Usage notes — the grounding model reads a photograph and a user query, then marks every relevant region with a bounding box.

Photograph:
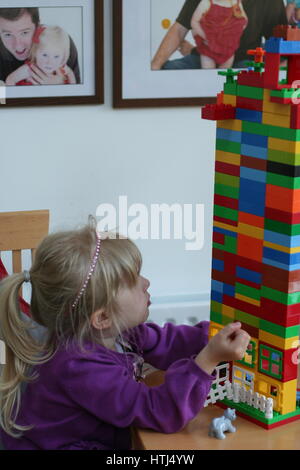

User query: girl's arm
[61,65,76,84]
[286,2,296,22]
[191,0,210,39]
[5,64,31,86]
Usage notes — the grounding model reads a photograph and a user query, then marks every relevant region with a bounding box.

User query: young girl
[286,0,300,27]
[0,219,250,450]
[191,0,248,69]
[5,25,76,86]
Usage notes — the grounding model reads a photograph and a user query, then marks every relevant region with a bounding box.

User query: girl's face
[115,275,151,330]
[35,44,64,74]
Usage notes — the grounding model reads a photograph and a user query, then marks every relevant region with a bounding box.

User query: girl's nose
[142,277,150,291]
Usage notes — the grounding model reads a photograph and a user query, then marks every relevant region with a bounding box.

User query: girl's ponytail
[0,272,53,437]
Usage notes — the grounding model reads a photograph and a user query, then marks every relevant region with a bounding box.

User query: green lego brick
[267,173,300,190]
[260,319,300,339]
[243,120,300,141]
[214,183,240,199]
[268,148,300,166]
[213,235,237,254]
[224,82,238,95]
[270,88,297,99]
[237,84,264,100]
[210,300,222,314]
[261,286,300,305]
[214,204,238,222]
[210,310,222,324]
[235,309,260,328]
[242,121,269,137]
[236,283,261,301]
[265,219,300,236]
[216,139,241,155]
[221,314,233,326]
[215,172,239,188]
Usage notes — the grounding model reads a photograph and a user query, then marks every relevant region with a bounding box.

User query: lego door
[232,366,255,391]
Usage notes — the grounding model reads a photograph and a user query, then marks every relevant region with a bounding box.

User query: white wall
[0,0,216,302]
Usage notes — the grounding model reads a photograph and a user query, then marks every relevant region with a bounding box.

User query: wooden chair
[0,210,49,298]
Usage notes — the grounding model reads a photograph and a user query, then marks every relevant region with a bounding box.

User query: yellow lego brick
[238,223,264,240]
[223,93,237,107]
[214,221,238,233]
[259,330,299,350]
[263,111,291,128]
[263,89,291,116]
[209,321,223,338]
[269,137,300,154]
[222,304,235,318]
[217,119,242,132]
[235,293,260,306]
[280,380,297,415]
[216,150,241,166]
[263,241,300,254]
[256,374,282,412]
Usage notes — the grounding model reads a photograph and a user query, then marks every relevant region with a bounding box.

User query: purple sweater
[1,321,214,450]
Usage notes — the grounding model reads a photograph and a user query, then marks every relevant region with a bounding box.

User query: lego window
[259,344,283,379]
[270,386,278,397]
[237,340,256,368]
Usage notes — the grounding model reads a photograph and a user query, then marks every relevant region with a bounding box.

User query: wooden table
[132,371,300,450]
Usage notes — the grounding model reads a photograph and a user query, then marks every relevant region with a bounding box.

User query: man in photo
[151,0,288,70]
[0,7,81,85]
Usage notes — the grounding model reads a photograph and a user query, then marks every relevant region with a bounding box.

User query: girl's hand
[5,64,31,86]
[61,64,76,84]
[195,322,250,375]
[28,64,66,85]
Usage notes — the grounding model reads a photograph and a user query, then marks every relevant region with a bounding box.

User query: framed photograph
[113,0,218,108]
[0,0,103,107]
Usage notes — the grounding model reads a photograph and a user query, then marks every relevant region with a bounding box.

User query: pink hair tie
[71,232,101,309]
[32,25,46,44]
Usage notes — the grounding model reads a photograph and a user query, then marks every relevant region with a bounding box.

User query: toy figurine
[208,408,237,439]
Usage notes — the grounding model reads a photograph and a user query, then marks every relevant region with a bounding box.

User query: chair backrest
[0,210,49,273]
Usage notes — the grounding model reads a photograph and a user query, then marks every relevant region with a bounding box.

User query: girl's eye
[54,55,60,59]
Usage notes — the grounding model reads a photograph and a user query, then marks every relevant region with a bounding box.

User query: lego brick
[236,277,260,291]
[226,252,262,273]
[216,138,241,154]
[263,111,291,128]
[240,144,268,160]
[215,172,239,188]
[265,37,300,54]
[222,304,235,318]
[214,220,238,234]
[202,103,236,120]
[260,298,300,326]
[223,82,238,95]
[266,185,300,213]
[238,211,264,228]
[213,225,238,238]
[241,131,268,148]
[260,319,300,339]
[212,247,225,261]
[240,167,266,183]
[238,223,264,240]
[265,219,300,236]
[270,88,298,99]
[263,53,281,89]
[211,258,224,272]
[217,91,224,104]
[273,25,300,41]
[239,322,259,339]
[211,300,223,314]
[287,55,300,85]
[263,256,300,272]
[216,150,241,166]
[263,89,291,116]
[222,93,236,106]
[217,119,242,131]
[237,70,265,88]
[214,183,239,199]
[223,293,261,317]
[216,127,242,143]
[235,294,260,306]
[236,282,261,301]
[215,161,240,177]
[212,269,236,286]
[213,233,237,253]
[210,309,223,324]
[214,194,239,210]
[211,290,223,303]
[267,172,300,190]
[213,231,225,245]
[211,279,224,293]
[268,148,300,166]
[237,234,264,262]
[290,104,300,129]
[240,155,267,171]
[236,266,262,284]
[261,285,300,305]
[264,240,300,255]
[237,84,264,100]
[236,107,263,123]
[268,137,300,154]
[267,161,300,178]
[264,229,300,249]
[214,204,238,222]
[242,120,269,137]
[236,95,263,111]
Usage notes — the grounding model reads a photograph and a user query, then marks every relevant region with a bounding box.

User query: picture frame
[0,0,103,107]
[113,0,217,108]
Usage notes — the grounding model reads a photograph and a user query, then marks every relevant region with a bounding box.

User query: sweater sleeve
[61,352,214,434]
[132,321,210,370]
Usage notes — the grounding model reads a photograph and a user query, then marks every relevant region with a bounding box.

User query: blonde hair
[30,25,70,67]
[0,218,142,437]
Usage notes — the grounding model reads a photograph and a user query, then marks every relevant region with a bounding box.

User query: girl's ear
[91,310,112,331]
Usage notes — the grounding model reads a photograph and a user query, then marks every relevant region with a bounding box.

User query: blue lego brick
[223,283,235,296]
[263,230,300,248]
[238,202,265,217]
[236,266,262,284]
[265,37,300,54]
[241,132,268,148]
[239,178,266,202]
[212,280,223,293]
[263,257,300,271]
[214,226,238,238]
[240,143,268,160]
[211,290,223,303]
[236,108,263,123]
[212,258,224,272]
[240,167,267,183]
[216,128,242,143]
[263,247,300,265]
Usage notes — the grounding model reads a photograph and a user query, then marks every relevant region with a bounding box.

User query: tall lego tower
[202,26,300,429]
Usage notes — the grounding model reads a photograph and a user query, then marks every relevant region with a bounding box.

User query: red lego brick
[215,161,240,177]
[236,277,261,290]
[223,294,261,317]
[212,247,225,261]
[217,91,224,104]
[212,269,236,285]
[263,53,281,89]
[261,298,300,327]
[273,25,300,42]
[240,322,259,338]
[290,104,300,129]
[237,70,265,88]
[202,104,236,120]
[247,47,265,63]
[241,155,267,171]
[282,348,298,382]
[228,253,263,273]
[236,95,263,111]
[213,232,225,244]
[265,207,300,225]
[213,216,238,227]
[214,194,239,210]
[287,56,300,86]
[270,96,293,104]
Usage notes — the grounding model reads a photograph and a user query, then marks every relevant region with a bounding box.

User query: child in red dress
[191,0,248,69]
